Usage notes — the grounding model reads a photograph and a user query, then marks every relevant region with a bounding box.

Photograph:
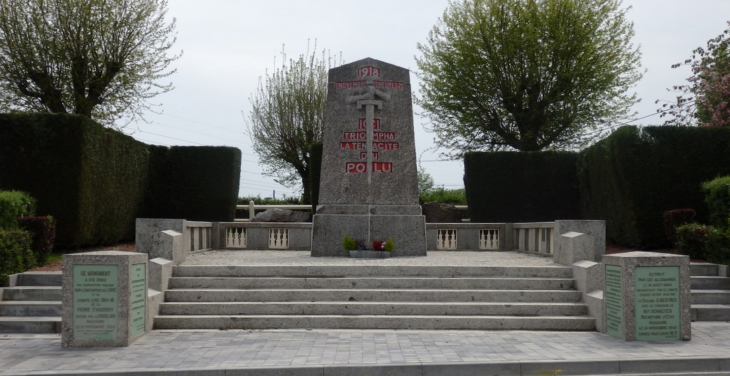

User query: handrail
[235,202,469,221]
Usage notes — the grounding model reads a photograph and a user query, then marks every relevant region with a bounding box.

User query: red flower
[372,240,384,250]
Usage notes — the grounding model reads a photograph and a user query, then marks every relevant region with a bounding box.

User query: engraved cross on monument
[311,58,427,257]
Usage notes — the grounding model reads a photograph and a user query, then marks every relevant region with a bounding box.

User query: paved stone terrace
[1,323,729,375]
[182,250,560,267]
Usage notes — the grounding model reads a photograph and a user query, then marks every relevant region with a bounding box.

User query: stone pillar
[312,58,426,257]
[554,232,595,266]
[62,251,148,347]
[603,251,690,341]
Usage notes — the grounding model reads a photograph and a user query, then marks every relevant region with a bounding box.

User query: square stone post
[62,251,148,347]
[603,251,690,341]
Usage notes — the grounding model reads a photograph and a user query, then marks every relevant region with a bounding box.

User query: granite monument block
[312,58,426,257]
[62,251,148,347]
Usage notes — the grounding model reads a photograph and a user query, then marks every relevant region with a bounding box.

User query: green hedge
[308,143,323,212]
[578,126,730,248]
[464,151,580,222]
[0,228,33,286]
[143,146,241,221]
[0,114,149,248]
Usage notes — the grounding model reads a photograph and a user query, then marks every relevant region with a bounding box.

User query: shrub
[0,228,34,286]
[704,228,730,265]
[0,191,36,228]
[663,208,696,245]
[18,216,56,265]
[419,187,467,205]
[702,176,730,230]
[342,234,356,251]
[465,151,579,222]
[675,223,718,260]
[579,126,730,248]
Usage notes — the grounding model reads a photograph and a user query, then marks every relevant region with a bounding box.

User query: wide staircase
[691,263,730,321]
[0,271,62,333]
[155,265,596,330]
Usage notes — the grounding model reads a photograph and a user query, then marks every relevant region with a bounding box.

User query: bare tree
[247,44,341,203]
[0,0,180,129]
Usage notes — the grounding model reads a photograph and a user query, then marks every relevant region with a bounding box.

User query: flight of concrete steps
[154,265,596,330]
[0,271,62,333]
[691,263,730,321]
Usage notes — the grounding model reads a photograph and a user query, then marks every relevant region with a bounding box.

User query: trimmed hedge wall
[0,114,149,248]
[0,113,242,248]
[308,143,323,212]
[0,228,34,286]
[143,146,241,222]
[578,126,730,248]
[464,151,580,222]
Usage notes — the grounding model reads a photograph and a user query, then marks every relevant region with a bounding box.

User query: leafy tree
[0,0,179,129]
[247,44,340,204]
[416,0,642,155]
[417,167,435,195]
[658,22,730,127]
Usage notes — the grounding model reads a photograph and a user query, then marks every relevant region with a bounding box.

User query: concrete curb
[6,357,730,376]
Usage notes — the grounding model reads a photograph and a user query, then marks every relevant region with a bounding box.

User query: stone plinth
[62,251,148,347]
[555,232,594,266]
[311,58,426,257]
[603,251,690,341]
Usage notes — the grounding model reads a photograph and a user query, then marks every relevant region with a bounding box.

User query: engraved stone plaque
[72,264,119,341]
[129,263,146,338]
[605,264,623,339]
[635,266,680,341]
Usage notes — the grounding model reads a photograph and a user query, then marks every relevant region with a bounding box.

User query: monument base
[311,205,427,257]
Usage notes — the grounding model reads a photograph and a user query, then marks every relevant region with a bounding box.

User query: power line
[162,113,246,135]
[151,121,247,145]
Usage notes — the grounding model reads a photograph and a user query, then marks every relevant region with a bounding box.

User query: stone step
[2,286,62,301]
[153,315,596,331]
[172,265,573,279]
[691,304,730,321]
[159,301,588,316]
[691,290,730,304]
[0,301,62,316]
[691,263,720,276]
[0,317,62,333]
[168,277,576,290]
[164,289,583,303]
[14,271,62,287]
[692,276,730,290]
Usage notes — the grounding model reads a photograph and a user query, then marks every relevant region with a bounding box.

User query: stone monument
[603,251,691,341]
[62,251,148,347]
[311,58,426,257]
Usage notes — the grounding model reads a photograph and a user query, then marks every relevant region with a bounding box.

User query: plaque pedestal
[62,251,148,347]
[311,205,426,257]
[603,251,691,341]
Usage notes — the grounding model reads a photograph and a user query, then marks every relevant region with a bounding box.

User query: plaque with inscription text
[129,263,146,338]
[605,265,623,339]
[635,266,680,341]
[73,265,119,340]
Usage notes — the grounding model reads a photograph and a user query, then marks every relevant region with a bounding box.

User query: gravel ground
[181,250,562,267]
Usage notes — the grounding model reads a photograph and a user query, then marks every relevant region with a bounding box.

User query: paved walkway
[2,323,730,375]
[182,250,560,267]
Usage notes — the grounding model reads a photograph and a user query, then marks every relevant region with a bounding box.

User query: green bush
[419,187,467,205]
[0,191,36,228]
[142,146,241,222]
[704,228,730,265]
[18,216,56,265]
[0,113,149,248]
[0,228,34,286]
[578,126,730,249]
[675,223,715,260]
[465,151,579,222]
[702,176,730,230]
[384,238,395,252]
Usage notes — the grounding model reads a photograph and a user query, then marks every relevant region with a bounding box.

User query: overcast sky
[128,0,730,199]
